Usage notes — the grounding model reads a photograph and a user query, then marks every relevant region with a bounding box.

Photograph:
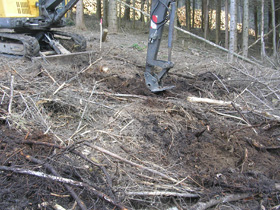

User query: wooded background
[74,0,280,64]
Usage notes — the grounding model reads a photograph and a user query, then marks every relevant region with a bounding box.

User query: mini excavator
[0,0,176,92]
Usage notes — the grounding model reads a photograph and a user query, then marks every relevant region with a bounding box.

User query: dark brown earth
[0,17,280,210]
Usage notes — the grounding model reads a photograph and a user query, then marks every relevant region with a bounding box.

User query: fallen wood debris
[189,193,250,210]
[0,165,127,210]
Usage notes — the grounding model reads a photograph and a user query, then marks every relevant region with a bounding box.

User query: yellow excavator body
[0,0,39,18]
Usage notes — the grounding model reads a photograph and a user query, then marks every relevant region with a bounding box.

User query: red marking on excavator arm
[151,15,158,29]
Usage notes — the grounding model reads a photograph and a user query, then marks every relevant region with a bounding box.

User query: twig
[245,137,280,151]
[210,108,247,124]
[76,85,96,132]
[85,143,199,194]
[0,165,127,210]
[211,72,229,94]
[231,102,258,135]
[8,75,14,114]
[189,193,250,210]
[124,191,199,198]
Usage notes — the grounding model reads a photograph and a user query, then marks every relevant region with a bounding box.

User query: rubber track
[52,31,87,52]
[0,33,40,57]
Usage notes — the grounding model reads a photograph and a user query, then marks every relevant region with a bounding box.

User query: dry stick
[231,102,258,135]
[22,153,88,210]
[84,143,199,195]
[8,75,14,114]
[124,191,199,198]
[76,85,96,132]
[189,193,250,210]
[0,165,127,210]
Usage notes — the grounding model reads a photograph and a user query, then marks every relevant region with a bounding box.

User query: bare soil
[0,19,280,210]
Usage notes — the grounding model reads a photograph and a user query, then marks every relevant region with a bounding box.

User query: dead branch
[0,165,127,210]
[188,96,280,122]
[84,143,199,194]
[187,96,233,106]
[189,193,250,210]
[124,191,199,198]
[245,137,280,151]
[21,152,88,210]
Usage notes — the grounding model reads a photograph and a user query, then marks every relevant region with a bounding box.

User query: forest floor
[0,18,280,210]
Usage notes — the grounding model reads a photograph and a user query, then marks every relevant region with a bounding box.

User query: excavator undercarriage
[0,30,86,57]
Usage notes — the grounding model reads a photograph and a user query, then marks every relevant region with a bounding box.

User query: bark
[215,0,221,44]
[76,0,86,30]
[108,0,118,33]
[254,4,258,40]
[96,0,102,19]
[103,0,108,27]
[203,0,209,39]
[225,0,229,49]
[201,0,204,30]
[271,0,277,57]
[123,0,131,21]
[133,0,136,28]
[242,0,249,57]
[261,0,266,59]
[229,0,237,62]
[192,0,195,28]
[140,0,145,22]
[186,0,191,30]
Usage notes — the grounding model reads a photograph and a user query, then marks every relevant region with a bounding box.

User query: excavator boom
[145,0,176,92]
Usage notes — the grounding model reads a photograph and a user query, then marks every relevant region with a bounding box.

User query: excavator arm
[145,0,176,92]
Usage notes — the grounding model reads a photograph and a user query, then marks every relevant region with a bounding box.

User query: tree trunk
[192,0,195,28]
[141,0,145,22]
[229,0,237,61]
[254,4,258,40]
[173,1,178,40]
[261,0,266,59]
[186,0,191,30]
[201,0,204,30]
[108,0,118,33]
[133,0,136,28]
[204,0,209,39]
[242,0,249,57]
[271,0,277,57]
[118,0,122,28]
[225,0,229,49]
[123,0,131,21]
[215,0,221,44]
[103,0,108,27]
[96,0,101,19]
[76,0,86,30]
